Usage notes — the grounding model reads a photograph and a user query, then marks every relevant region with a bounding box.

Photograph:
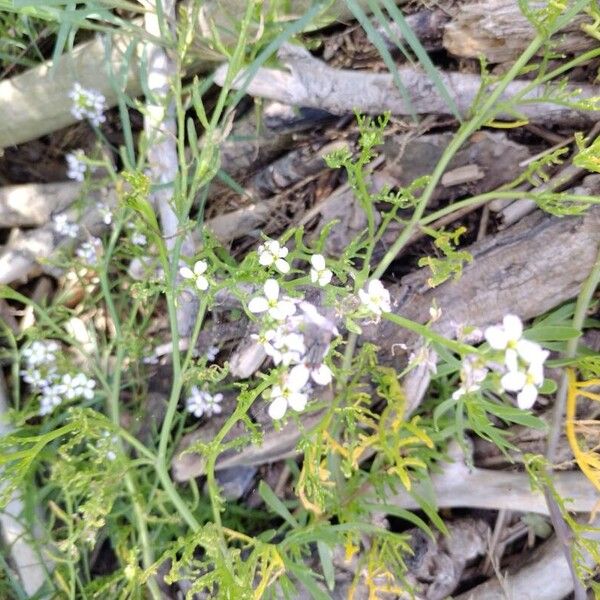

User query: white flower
[53,213,79,238]
[180,260,209,291]
[408,346,437,375]
[60,372,96,400]
[358,279,391,315]
[206,346,219,362]
[484,315,542,368]
[258,240,290,274]
[66,150,87,181]
[290,361,333,386]
[500,350,549,410]
[186,387,223,418]
[76,237,102,265]
[131,232,147,246]
[310,254,332,287]
[97,202,112,225]
[267,367,310,420]
[69,83,106,127]
[452,355,488,400]
[248,279,296,321]
[39,384,63,416]
[22,340,59,368]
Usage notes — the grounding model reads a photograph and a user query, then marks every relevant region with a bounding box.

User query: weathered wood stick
[214,44,598,124]
[0,182,80,227]
[0,1,388,149]
[443,0,596,63]
[455,522,600,600]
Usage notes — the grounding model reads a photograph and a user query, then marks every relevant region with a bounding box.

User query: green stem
[156,463,201,531]
[546,245,600,462]
[373,32,546,280]
[383,312,478,356]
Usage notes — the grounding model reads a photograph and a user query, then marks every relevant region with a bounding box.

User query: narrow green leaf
[347,0,416,121]
[526,325,581,342]
[316,541,335,591]
[258,481,299,528]
[379,0,462,120]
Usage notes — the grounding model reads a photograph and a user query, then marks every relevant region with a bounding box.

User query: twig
[214,43,599,125]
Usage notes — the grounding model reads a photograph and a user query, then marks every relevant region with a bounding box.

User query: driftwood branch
[455,521,600,600]
[0,182,80,227]
[0,1,386,149]
[443,0,596,63]
[215,44,598,125]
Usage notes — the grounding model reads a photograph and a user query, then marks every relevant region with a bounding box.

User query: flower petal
[268,396,288,420]
[288,392,307,412]
[311,254,326,270]
[259,253,274,266]
[503,314,523,341]
[319,270,333,286]
[501,370,526,392]
[196,276,209,291]
[275,258,290,274]
[516,339,546,365]
[310,269,318,283]
[194,260,208,275]
[248,297,269,313]
[484,326,509,350]
[505,348,519,372]
[179,266,194,280]
[311,364,332,386]
[263,279,279,301]
[517,384,538,409]
[288,364,310,390]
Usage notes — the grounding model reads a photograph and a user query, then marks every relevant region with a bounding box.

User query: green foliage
[3,0,600,597]
[418,226,473,288]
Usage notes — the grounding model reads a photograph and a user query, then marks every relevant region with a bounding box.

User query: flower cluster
[20,340,96,415]
[76,237,102,265]
[249,280,335,420]
[485,315,549,409]
[69,83,106,127]
[53,213,79,238]
[186,387,223,418]
[66,150,88,182]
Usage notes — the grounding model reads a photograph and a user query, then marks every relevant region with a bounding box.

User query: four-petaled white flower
[258,240,290,274]
[69,83,106,127]
[66,150,87,181]
[180,260,210,291]
[22,340,59,367]
[267,367,310,420]
[186,387,223,418]
[484,315,540,368]
[61,372,96,400]
[248,279,296,321]
[358,279,391,315]
[310,254,333,287]
[76,237,102,265]
[39,385,63,416]
[53,214,80,238]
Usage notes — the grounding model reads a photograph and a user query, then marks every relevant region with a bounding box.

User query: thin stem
[546,246,600,462]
